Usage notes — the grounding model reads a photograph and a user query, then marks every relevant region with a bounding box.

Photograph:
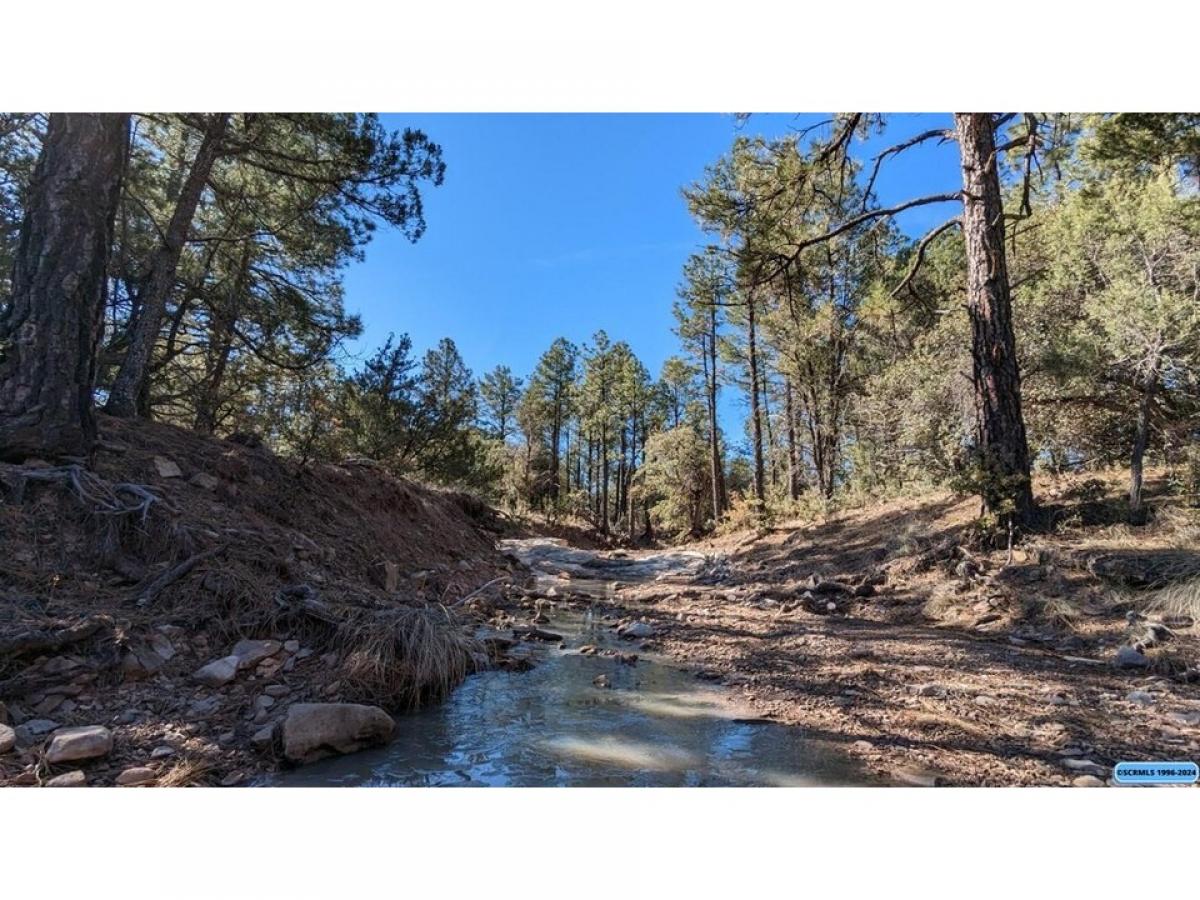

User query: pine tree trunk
[106,113,230,418]
[953,113,1035,525]
[1129,352,1161,521]
[0,114,130,460]
[194,240,252,434]
[785,379,801,500]
[747,295,766,506]
[706,309,725,519]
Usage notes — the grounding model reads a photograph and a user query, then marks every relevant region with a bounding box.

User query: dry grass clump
[1145,577,1200,622]
[157,757,217,787]
[336,605,485,711]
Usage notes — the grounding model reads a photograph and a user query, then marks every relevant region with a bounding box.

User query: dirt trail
[531,488,1200,786]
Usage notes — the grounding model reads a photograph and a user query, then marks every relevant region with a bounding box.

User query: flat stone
[1062,758,1106,773]
[45,770,87,787]
[189,696,220,716]
[0,723,15,754]
[280,702,395,765]
[283,640,300,653]
[148,632,176,661]
[115,766,156,786]
[251,724,276,751]
[45,725,113,764]
[189,472,219,491]
[1165,710,1200,727]
[1072,775,1105,787]
[152,456,182,478]
[231,639,281,670]
[193,655,240,687]
[616,621,655,639]
[1115,646,1150,669]
[893,766,943,787]
[1126,690,1155,706]
[974,695,1000,707]
[150,745,175,759]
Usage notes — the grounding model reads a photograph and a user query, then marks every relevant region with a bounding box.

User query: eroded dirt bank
[0,417,512,787]
[511,486,1200,786]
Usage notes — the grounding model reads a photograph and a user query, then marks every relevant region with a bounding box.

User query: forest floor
[562,475,1200,786]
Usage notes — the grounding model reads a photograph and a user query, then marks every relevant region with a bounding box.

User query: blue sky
[342,113,962,436]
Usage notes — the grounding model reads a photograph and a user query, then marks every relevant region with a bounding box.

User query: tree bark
[785,378,801,501]
[0,114,130,460]
[953,113,1035,525]
[194,240,253,434]
[746,293,766,506]
[106,113,230,418]
[705,308,726,519]
[1129,353,1161,521]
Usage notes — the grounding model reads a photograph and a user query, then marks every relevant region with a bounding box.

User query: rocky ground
[0,416,513,787]
[562,481,1200,786]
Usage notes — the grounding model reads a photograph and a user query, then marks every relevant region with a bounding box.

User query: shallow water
[272,539,868,787]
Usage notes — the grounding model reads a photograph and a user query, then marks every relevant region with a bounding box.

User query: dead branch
[0,614,114,658]
[136,546,225,608]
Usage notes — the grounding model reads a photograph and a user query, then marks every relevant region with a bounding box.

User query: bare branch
[890,218,962,298]
[862,128,955,211]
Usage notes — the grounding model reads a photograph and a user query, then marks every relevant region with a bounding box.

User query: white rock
[0,723,15,754]
[153,456,182,478]
[231,639,281,670]
[1115,646,1150,668]
[45,770,87,787]
[193,655,240,687]
[115,766,156,786]
[280,702,395,765]
[283,640,300,653]
[1072,775,1105,787]
[617,621,655,639]
[45,725,113,764]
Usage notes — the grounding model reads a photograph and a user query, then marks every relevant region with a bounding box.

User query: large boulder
[45,725,113,764]
[280,703,395,765]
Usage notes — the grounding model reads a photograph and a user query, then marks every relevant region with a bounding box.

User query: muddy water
[273,539,867,787]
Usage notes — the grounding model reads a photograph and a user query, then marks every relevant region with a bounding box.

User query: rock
[45,770,87,787]
[283,640,300,653]
[193,655,240,687]
[255,695,276,711]
[42,656,81,676]
[15,718,60,745]
[1072,775,1105,787]
[230,639,281,670]
[369,560,401,593]
[152,456,182,478]
[1062,758,1106,774]
[115,766,156,786]
[296,648,314,660]
[280,702,395,765]
[122,644,167,679]
[1115,646,1150,669]
[45,725,113,764]
[189,696,220,716]
[251,724,277,751]
[894,766,943,787]
[148,632,176,661]
[593,674,611,688]
[1126,690,1155,706]
[35,695,64,716]
[973,695,1000,707]
[1166,711,1200,727]
[0,723,15,754]
[617,621,655,639]
[264,684,290,698]
[189,472,219,491]
[320,652,339,668]
[916,684,947,698]
[150,745,175,760]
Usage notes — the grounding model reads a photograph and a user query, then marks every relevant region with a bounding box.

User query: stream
[273,538,867,786]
